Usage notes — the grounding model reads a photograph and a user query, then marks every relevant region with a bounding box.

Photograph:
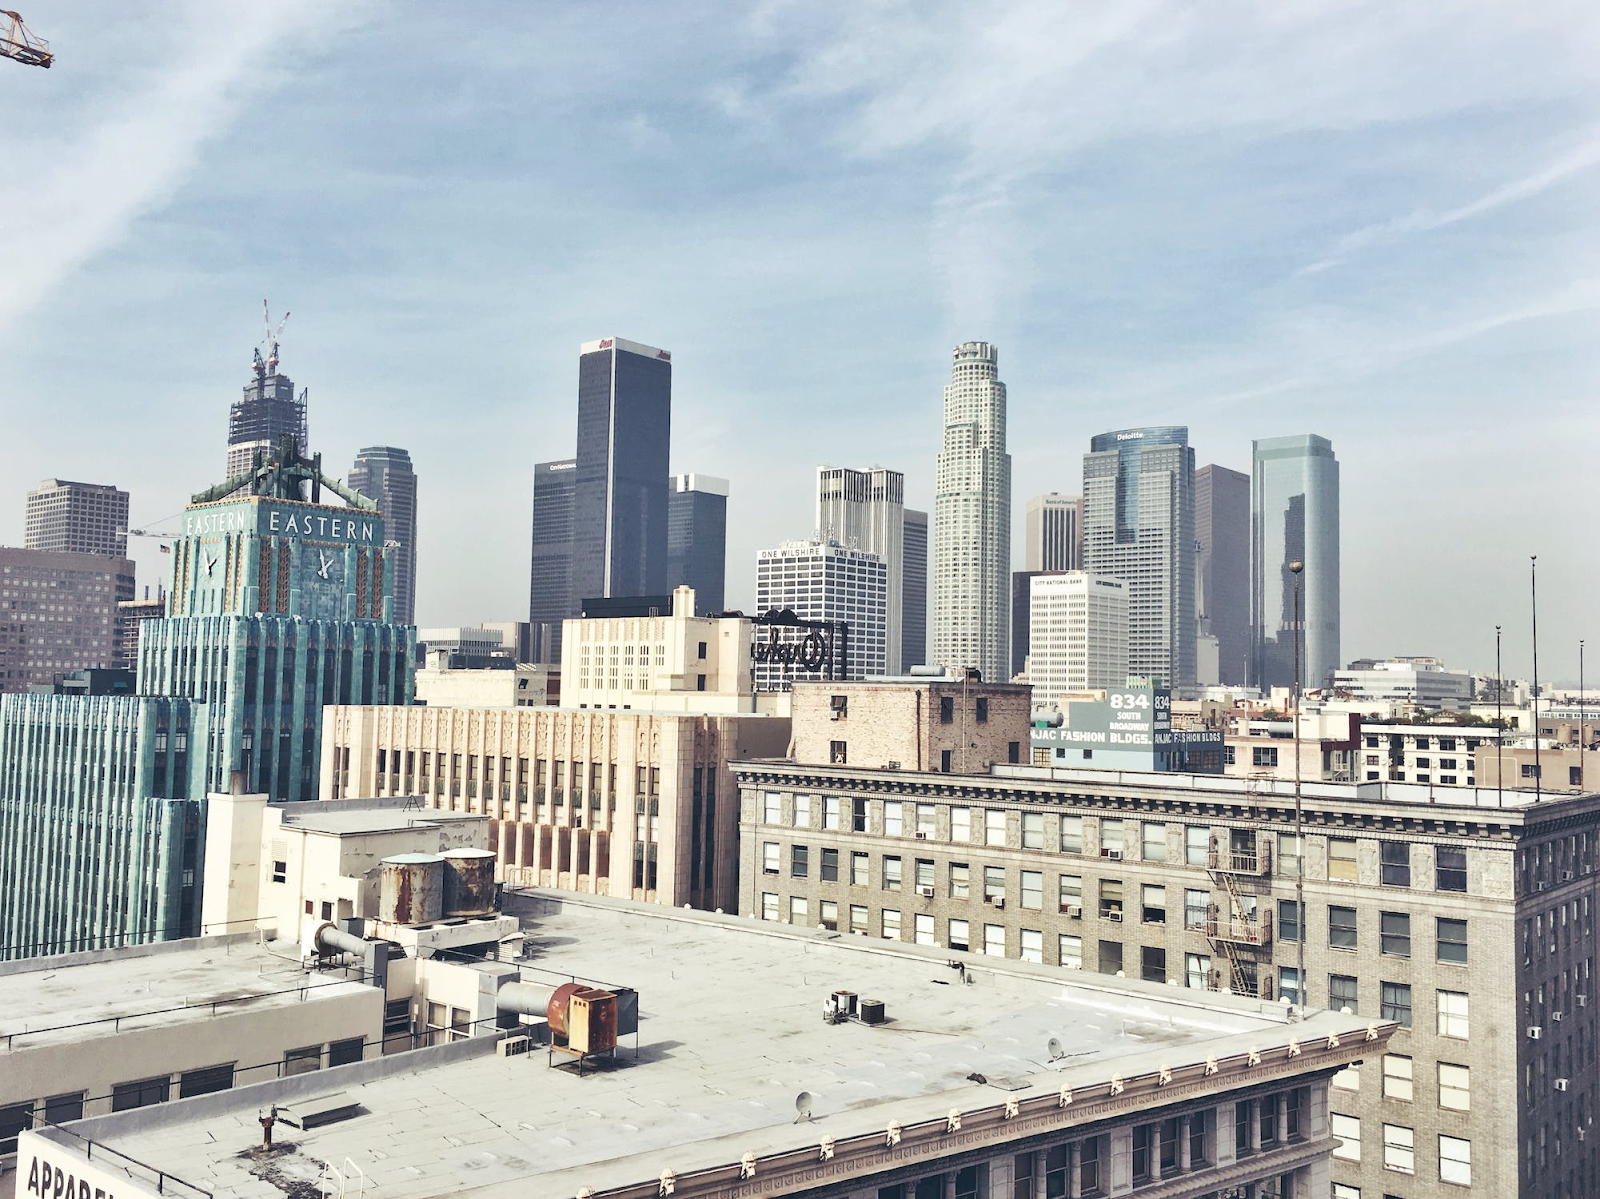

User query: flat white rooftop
[0,934,369,1053]
[43,895,1376,1199]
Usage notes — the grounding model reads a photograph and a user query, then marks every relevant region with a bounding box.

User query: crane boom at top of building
[0,10,52,68]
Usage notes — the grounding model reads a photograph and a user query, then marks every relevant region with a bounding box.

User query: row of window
[1330,1118,1471,1185]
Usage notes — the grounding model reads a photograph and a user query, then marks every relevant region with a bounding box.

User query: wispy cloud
[0,1,354,332]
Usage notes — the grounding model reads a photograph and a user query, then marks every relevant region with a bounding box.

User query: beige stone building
[320,703,788,912]
[735,678,1600,1199]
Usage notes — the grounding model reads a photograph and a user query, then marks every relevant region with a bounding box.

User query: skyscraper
[528,458,577,664]
[901,509,928,670]
[1024,493,1082,573]
[348,446,419,625]
[932,342,1011,683]
[1083,426,1196,691]
[1195,464,1249,686]
[226,318,306,491]
[817,466,906,672]
[667,473,728,614]
[1251,434,1340,692]
[571,337,672,604]
[25,479,130,557]
[754,540,886,689]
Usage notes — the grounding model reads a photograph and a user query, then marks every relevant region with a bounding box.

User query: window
[849,904,867,934]
[1438,990,1469,1038]
[1381,982,1413,1027]
[1437,846,1467,892]
[1278,898,1300,942]
[951,807,971,843]
[830,740,847,765]
[914,913,935,945]
[883,801,903,836]
[1330,973,1359,1013]
[881,908,900,939]
[985,809,1007,847]
[1383,1124,1415,1174]
[1438,1062,1470,1111]
[1060,874,1083,914]
[851,851,869,886]
[824,796,842,830]
[793,794,811,827]
[882,856,903,891]
[1381,841,1411,887]
[791,844,809,878]
[1186,825,1208,866]
[762,841,780,874]
[1383,1054,1413,1101]
[1020,929,1043,963]
[1059,934,1082,969]
[948,918,970,951]
[984,865,1005,903]
[984,923,1005,957]
[1185,888,1208,929]
[761,892,779,921]
[1329,838,1358,881]
[975,697,989,723]
[1142,884,1166,924]
[790,896,809,925]
[1098,940,1123,975]
[1439,1134,1472,1184]
[1100,818,1124,857]
[820,848,839,882]
[1141,946,1166,983]
[1381,911,1411,958]
[950,862,970,898]
[1060,815,1083,853]
[1330,905,1358,950]
[1020,870,1043,910]
[1142,821,1167,861]
[763,792,781,824]
[1021,811,1044,849]
[1437,917,1468,965]
[1099,878,1123,920]
[1279,966,1302,1006]
[1332,1113,1361,1161]
[179,1063,235,1097]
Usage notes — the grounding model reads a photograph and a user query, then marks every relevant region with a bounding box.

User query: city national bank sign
[184,500,378,547]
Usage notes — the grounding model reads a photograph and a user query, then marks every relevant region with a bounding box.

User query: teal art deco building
[0,440,414,960]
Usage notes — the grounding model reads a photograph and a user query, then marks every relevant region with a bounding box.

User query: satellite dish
[1046,1037,1064,1062]
[794,1091,815,1123]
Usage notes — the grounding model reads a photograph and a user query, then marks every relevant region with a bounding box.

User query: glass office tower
[1251,434,1340,692]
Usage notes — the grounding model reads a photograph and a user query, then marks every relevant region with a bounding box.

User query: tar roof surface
[73,896,1336,1199]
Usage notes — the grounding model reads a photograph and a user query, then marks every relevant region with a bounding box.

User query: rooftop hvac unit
[497,1035,533,1058]
[1529,1026,1543,1040]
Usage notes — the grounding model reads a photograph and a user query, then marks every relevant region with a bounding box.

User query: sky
[1,2,1597,681]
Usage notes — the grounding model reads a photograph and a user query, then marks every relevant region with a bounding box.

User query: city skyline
[1,4,1596,679]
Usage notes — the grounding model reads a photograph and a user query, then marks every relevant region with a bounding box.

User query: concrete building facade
[1196,464,1249,687]
[23,478,130,558]
[1025,492,1082,573]
[667,472,728,614]
[348,445,419,625]
[1084,427,1196,693]
[0,546,135,693]
[734,683,1599,1198]
[1028,571,1130,701]
[817,465,907,673]
[755,540,887,689]
[933,341,1011,684]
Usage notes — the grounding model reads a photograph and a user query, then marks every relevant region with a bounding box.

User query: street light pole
[1291,557,1305,1018]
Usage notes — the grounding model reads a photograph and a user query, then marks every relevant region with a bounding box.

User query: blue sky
[1,2,1596,679]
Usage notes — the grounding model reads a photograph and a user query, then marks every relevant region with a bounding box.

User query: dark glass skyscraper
[667,473,728,614]
[571,337,672,604]
[1251,434,1340,691]
[1195,464,1249,686]
[1083,426,1195,691]
[528,458,577,663]
[349,446,418,625]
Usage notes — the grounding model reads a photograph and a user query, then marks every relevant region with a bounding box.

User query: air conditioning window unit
[1529,1026,1543,1040]
[497,1035,532,1058]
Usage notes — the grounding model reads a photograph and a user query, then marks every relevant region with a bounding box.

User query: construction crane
[1,10,52,68]
[254,299,290,374]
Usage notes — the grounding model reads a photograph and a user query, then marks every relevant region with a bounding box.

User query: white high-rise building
[932,342,1011,683]
[816,466,906,673]
[754,540,886,690]
[1028,572,1129,702]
